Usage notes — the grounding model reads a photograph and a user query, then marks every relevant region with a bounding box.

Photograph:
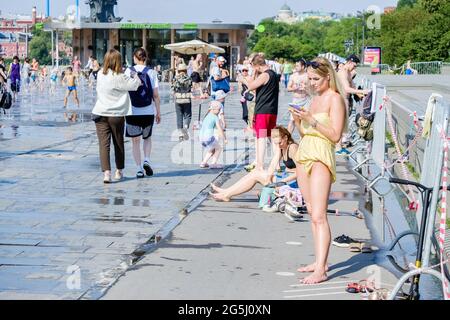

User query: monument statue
[86,0,122,23]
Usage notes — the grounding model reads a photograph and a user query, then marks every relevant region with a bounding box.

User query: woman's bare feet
[210,183,225,193]
[209,191,231,202]
[300,271,328,284]
[297,263,329,273]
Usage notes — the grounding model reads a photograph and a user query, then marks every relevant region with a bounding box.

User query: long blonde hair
[308,57,348,131]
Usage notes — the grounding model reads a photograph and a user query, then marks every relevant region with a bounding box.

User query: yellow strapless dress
[294,113,337,183]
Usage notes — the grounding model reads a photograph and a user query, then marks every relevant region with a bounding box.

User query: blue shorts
[276,171,298,189]
[68,86,77,92]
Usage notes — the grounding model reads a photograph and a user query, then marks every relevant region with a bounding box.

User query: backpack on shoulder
[129,66,153,108]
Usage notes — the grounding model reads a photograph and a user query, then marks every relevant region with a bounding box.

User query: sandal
[200,163,209,169]
[361,244,373,253]
[368,288,390,300]
[346,282,361,294]
[350,243,362,253]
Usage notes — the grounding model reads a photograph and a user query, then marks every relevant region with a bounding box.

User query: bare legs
[255,137,267,171]
[210,169,272,202]
[64,90,80,108]
[201,147,222,167]
[295,162,332,284]
[132,136,152,167]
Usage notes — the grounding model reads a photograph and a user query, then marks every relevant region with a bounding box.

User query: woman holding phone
[290,57,346,284]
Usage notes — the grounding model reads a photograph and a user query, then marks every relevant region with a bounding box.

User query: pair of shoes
[262,198,284,213]
[103,172,112,184]
[332,234,358,248]
[200,163,209,169]
[114,170,123,181]
[143,161,153,176]
[209,164,224,169]
[350,242,373,253]
[136,170,145,179]
[346,281,374,294]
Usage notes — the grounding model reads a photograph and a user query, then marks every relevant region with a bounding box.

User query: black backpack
[129,66,153,108]
[0,86,12,112]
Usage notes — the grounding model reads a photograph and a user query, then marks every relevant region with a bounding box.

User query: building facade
[273,3,343,24]
[44,20,253,79]
[0,6,44,58]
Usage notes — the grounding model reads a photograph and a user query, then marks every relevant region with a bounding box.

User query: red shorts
[253,114,277,139]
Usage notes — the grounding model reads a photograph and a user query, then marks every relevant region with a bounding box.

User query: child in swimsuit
[62,67,80,109]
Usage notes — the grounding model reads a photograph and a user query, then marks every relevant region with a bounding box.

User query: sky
[0,0,399,24]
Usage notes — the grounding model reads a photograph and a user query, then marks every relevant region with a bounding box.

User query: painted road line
[276,272,296,277]
[286,241,303,246]
[284,291,346,299]
[283,286,346,293]
[289,280,351,287]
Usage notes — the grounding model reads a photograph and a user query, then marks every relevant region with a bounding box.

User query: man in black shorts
[191,54,203,94]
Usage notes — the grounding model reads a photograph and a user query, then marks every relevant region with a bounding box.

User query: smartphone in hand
[288,103,304,111]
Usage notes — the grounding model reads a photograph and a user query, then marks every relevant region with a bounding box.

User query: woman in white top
[92,49,141,183]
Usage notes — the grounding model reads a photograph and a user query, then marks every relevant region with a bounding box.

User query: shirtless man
[287,59,311,133]
[336,54,369,155]
[191,54,204,94]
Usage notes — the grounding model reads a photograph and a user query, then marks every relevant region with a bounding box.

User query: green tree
[397,0,417,9]
[29,26,52,65]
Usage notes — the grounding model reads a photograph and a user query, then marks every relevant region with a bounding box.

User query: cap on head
[346,54,360,64]
[217,56,226,63]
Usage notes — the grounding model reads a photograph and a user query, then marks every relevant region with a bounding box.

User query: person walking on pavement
[290,57,347,284]
[191,53,204,95]
[8,56,21,102]
[125,48,161,179]
[92,49,141,183]
[22,57,31,88]
[171,63,193,141]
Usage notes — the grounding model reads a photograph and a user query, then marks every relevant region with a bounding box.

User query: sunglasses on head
[308,61,321,69]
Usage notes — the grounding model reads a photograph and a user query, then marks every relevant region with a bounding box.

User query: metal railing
[375,61,443,75]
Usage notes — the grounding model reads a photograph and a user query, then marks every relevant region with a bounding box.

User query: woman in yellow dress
[290,57,347,284]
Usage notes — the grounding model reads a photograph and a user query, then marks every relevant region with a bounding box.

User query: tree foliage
[249,1,450,65]
[397,0,417,9]
[29,26,52,65]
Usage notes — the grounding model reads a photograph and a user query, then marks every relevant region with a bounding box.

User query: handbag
[258,187,275,208]
[211,76,230,93]
[244,91,254,101]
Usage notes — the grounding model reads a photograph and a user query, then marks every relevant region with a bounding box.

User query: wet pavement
[0,79,252,299]
[1,75,446,300]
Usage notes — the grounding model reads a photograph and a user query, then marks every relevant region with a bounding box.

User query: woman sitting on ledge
[210,126,298,202]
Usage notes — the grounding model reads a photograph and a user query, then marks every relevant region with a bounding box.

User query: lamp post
[357,11,365,62]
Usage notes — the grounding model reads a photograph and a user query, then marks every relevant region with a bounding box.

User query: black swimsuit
[281,144,297,169]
